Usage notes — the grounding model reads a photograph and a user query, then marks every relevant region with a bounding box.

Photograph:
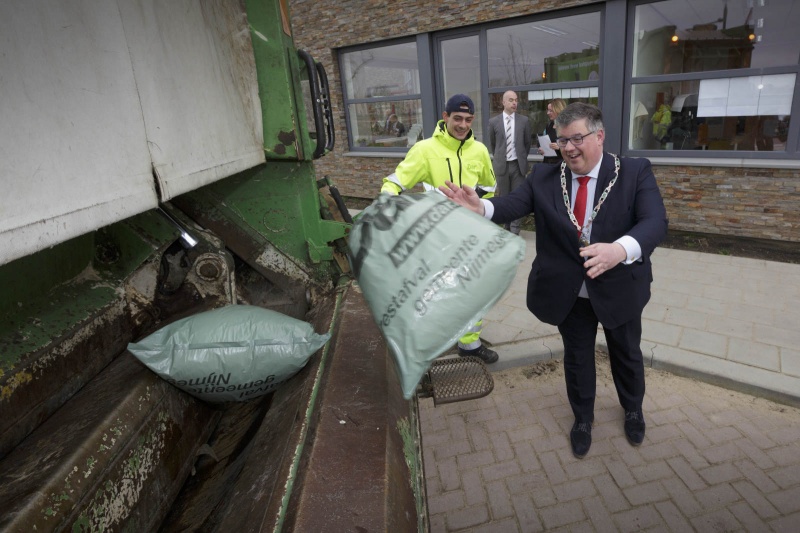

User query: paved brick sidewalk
[419,356,800,532]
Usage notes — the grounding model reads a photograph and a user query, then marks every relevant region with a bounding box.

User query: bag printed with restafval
[348,191,525,399]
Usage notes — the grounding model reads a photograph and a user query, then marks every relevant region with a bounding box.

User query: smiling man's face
[557,118,605,176]
[444,111,474,141]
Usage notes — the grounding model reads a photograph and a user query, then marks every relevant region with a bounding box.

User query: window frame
[338,37,425,153]
[336,0,800,161]
[623,0,800,159]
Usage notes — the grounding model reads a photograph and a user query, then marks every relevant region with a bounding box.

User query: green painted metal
[246,0,315,161]
[399,404,430,532]
[0,211,178,371]
[273,279,346,532]
[184,161,348,279]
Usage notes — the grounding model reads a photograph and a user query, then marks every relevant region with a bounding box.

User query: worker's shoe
[458,344,498,364]
[570,420,593,459]
[624,409,646,446]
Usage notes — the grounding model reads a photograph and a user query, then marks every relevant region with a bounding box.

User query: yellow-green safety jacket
[380,120,496,197]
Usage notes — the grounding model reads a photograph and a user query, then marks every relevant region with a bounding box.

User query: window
[630,75,793,151]
[487,12,601,87]
[525,89,600,133]
[440,35,482,141]
[337,0,800,160]
[340,42,423,150]
[485,11,601,152]
[628,0,800,155]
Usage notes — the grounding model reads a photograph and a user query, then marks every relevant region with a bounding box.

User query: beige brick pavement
[419,357,800,532]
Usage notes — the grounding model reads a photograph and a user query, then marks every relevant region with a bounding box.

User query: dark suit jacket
[488,153,668,329]
[488,112,532,178]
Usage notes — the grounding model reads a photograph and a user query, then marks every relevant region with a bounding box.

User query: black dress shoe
[570,421,592,458]
[458,344,499,364]
[624,410,646,446]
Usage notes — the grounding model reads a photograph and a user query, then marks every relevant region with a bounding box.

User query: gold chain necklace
[560,154,620,246]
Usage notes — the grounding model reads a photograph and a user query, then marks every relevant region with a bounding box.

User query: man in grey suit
[488,90,531,235]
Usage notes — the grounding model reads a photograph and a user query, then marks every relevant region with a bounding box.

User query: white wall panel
[0,0,156,265]
[119,0,265,201]
[0,0,265,266]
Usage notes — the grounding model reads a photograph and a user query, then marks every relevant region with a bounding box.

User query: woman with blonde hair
[539,98,567,164]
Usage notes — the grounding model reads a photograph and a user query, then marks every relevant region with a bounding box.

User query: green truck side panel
[246,0,314,161]
[187,161,347,272]
[0,212,177,371]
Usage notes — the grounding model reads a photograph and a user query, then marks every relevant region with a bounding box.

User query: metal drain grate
[421,356,494,406]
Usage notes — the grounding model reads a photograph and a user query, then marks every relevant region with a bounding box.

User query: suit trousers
[557,297,645,423]
[497,161,525,234]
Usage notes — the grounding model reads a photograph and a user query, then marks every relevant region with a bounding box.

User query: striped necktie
[505,115,514,161]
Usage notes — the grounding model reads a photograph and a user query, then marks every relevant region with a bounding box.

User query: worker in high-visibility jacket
[380,94,499,364]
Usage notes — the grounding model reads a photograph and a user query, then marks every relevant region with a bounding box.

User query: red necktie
[573,176,591,234]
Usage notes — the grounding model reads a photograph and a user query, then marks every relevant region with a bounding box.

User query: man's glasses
[555,131,595,148]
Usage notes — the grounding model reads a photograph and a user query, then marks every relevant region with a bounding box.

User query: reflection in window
[441,36,482,141]
[487,89,599,153]
[632,0,800,77]
[489,87,598,154]
[629,74,794,152]
[341,43,420,99]
[347,100,424,148]
[526,88,599,136]
[341,42,422,150]
[487,12,601,87]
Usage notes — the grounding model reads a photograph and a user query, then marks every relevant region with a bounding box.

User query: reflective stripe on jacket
[381,120,496,197]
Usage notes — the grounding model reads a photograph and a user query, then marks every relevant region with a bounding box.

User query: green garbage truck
[0,1,474,530]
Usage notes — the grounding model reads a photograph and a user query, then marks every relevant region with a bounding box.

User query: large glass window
[486,89,599,153]
[440,35,482,141]
[630,74,793,151]
[337,1,799,159]
[629,0,799,155]
[487,12,601,86]
[484,11,601,153]
[340,42,424,150]
[632,0,800,77]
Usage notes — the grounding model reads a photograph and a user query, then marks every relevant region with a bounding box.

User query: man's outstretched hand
[438,181,485,216]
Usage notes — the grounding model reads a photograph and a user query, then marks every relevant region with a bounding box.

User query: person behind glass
[385,113,406,137]
[539,98,567,164]
[488,90,531,235]
[380,94,499,365]
[438,103,668,458]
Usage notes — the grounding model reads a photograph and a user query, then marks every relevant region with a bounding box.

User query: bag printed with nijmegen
[349,191,525,398]
[127,305,330,403]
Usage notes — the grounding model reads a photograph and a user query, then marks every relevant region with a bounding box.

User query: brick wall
[655,164,800,240]
[288,0,800,243]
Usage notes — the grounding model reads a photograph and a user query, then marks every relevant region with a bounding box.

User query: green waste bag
[127,305,330,403]
[348,192,526,399]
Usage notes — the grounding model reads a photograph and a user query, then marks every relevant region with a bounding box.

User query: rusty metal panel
[0,354,218,532]
[283,285,420,532]
[0,300,133,460]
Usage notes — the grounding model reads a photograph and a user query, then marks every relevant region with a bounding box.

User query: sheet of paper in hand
[348,191,525,398]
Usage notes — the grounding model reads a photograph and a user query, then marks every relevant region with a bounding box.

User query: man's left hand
[580,243,627,279]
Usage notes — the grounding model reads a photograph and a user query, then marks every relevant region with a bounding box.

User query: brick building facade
[289,0,800,243]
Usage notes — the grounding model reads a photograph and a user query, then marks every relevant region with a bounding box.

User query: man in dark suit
[488,90,531,235]
[440,103,668,459]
